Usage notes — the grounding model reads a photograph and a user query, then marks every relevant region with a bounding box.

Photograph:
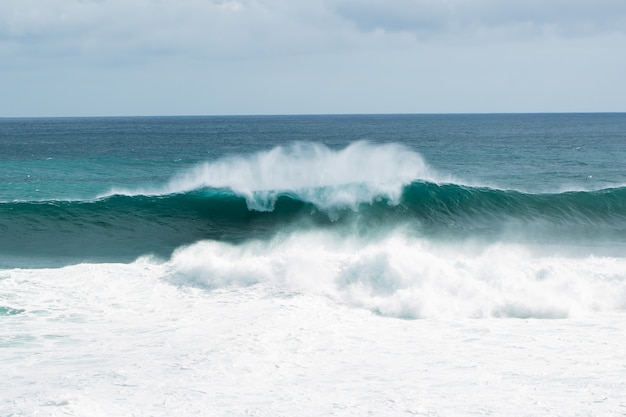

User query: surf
[2,181,626,268]
[162,230,626,319]
[2,142,626,268]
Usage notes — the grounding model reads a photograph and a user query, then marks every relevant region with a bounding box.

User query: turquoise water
[1,113,625,267]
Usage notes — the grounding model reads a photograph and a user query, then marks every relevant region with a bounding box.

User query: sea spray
[106,141,450,211]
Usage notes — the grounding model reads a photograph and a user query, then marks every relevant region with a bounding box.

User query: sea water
[1,114,626,416]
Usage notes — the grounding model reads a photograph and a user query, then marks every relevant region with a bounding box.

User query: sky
[1,0,626,117]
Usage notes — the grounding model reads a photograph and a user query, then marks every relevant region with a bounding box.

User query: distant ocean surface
[2,114,626,416]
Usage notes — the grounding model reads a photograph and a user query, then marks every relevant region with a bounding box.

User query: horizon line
[2,111,625,120]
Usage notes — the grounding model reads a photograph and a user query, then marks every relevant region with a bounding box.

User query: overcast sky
[2,0,625,116]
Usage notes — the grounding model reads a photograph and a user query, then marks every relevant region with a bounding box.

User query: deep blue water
[1,113,625,267]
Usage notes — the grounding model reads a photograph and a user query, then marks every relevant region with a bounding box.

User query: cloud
[0,0,352,67]
[3,0,626,70]
[1,0,625,116]
[334,0,626,39]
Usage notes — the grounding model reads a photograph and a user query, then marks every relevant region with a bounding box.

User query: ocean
[1,114,626,416]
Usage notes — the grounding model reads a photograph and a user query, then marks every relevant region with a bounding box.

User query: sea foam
[164,230,626,319]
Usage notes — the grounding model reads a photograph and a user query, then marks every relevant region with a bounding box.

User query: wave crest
[110,141,447,211]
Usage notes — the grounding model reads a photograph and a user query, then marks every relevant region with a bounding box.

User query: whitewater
[1,114,626,416]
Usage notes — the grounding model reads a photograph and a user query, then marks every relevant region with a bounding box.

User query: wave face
[2,181,626,266]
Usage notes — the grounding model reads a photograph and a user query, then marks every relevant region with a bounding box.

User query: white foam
[3,249,626,416]
[106,141,449,210]
[164,231,626,319]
